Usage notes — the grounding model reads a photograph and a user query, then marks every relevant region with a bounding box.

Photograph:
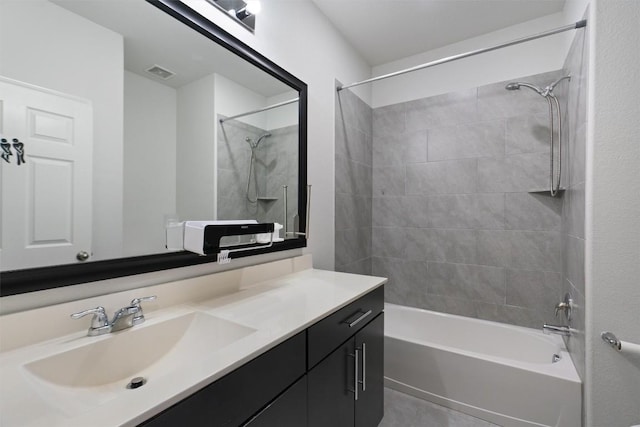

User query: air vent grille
[145,65,175,80]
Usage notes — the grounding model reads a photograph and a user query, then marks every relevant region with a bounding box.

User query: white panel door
[0,78,93,271]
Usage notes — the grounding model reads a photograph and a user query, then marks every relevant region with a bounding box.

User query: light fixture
[206,0,258,32]
[245,0,261,15]
[234,6,250,20]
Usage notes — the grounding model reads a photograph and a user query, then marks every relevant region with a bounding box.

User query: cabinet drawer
[139,331,306,427]
[307,286,383,369]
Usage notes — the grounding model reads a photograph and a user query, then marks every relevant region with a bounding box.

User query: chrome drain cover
[127,376,147,389]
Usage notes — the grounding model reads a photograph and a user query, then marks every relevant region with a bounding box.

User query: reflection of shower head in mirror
[245,132,271,202]
[245,133,271,149]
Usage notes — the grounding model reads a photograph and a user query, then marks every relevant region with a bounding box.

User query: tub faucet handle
[554,293,573,321]
[554,302,569,317]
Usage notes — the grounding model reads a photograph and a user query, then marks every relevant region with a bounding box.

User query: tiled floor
[379,388,501,427]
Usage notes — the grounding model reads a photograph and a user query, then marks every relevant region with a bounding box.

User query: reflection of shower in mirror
[245,133,271,202]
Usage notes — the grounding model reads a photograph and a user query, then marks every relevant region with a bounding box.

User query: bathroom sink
[25,312,255,388]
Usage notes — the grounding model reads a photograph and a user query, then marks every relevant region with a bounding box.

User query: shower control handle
[554,293,573,321]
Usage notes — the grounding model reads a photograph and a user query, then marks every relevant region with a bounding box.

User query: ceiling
[52,0,290,97]
[311,0,566,66]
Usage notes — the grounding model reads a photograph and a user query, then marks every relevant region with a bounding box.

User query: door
[0,77,93,270]
[243,376,307,427]
[308,338,356,427]
[355,313,384,427]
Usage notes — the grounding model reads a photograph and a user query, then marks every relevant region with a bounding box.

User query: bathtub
[384,303,581,427]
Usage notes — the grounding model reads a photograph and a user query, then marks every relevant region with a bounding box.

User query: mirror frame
[0,0,308,296]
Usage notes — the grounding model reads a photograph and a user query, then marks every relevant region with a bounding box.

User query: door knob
[76,251,90,261]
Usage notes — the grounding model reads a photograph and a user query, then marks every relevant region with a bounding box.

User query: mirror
[0,0,307,294]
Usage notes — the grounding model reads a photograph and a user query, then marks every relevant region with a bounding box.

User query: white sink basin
[25,312,255,388]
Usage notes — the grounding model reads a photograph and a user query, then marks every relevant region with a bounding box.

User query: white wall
[184,0,372,270]
[214,73,268,129]
[371,4,589,107]
[0,0,124,261]
[584,1,640,425]
[123,71,177,256]
[266,90,299,130]
[176,74,217,221]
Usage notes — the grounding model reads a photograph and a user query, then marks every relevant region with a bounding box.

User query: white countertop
[0,268,386,427]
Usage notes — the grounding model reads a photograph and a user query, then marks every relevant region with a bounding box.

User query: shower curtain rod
[219,97,299,123]
[337,20,587,91]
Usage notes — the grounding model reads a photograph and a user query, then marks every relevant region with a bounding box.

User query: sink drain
[126,377,147,389]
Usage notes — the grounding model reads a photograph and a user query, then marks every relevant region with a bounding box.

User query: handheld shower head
[245,133,271,149]
[505,81,545,96]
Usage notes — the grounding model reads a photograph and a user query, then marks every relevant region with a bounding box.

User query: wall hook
[12,139,25,165]
[1,138,12,163]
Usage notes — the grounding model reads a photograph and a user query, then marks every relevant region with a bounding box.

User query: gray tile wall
[218,117,298,230]
[560,19,589,384]
[371,70,569,328]
[335,84,373,275]
[218,117,265,221]
[257,124,299,229]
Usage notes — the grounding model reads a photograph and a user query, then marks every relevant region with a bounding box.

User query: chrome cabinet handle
[344,309,372,328]
[76,251,90,261]
[359,343,366,392]
[348,348,360,401]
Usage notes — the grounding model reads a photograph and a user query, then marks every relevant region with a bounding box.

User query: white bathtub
[384,303,581,427]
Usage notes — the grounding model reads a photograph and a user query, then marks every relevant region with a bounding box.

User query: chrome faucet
[110,296,156,332]
[71,296,157,336]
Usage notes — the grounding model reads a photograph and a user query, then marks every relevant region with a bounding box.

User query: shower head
[505,81,545,96]
[245,133,271,149]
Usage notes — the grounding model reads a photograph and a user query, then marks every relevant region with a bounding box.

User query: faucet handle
[130,295,156,307]
[129,296,156,324]
[554,293,573,321]
[554,302,570,317]
[71,306,111,336]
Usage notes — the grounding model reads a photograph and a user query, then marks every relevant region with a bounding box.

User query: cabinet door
[243,376,307,427]
[139,332,305,427]
[355,313,384,427]
[307,338,356,427]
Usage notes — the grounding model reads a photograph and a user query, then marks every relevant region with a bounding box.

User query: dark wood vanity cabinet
[307,311,384,427]
[140,332,306,427]
[139,286,384,427]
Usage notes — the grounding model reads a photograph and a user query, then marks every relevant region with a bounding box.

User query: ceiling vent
[145,64,175,80]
